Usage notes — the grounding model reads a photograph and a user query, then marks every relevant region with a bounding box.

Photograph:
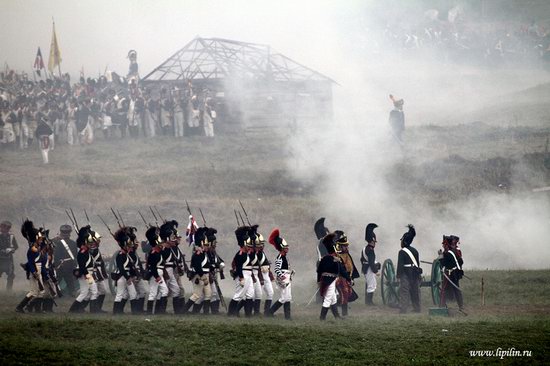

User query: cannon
[380,258,442,307]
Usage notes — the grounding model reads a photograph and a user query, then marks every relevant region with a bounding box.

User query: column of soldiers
[8,215,464,318]
[1,70,218,156]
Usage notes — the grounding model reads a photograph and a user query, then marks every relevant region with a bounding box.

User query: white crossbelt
[60,239,75,261]
[401,247,418,268]
[449,250,461,270]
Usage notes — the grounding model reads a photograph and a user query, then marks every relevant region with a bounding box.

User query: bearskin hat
[401,224,416,246]
[114,227,131,249]
[125,226,138,242]
[21,219,41,244]
[194,227,207,248]
[450,235,460,243]
[76,225,92,248]
[314,217,329,240]
[145,226,161,246]
[205,227,217,244]
[268,228,288,251]
[322,233,337,254]
[159,220,178,241]
[235,226,249,247]
[365,223,378,243]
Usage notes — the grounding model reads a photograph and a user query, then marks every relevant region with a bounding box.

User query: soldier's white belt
[321,272,337,277]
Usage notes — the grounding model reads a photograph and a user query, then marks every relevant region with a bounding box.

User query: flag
[34,47,45,76]
[48,21,62,73]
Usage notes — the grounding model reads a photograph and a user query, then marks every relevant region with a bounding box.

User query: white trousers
[115,277,137,301]
[322,281,337,307]
[77,277,98,302]
[276,282,292,303]
[67,120,78,145]
[26,271,46,298]
[165,267,182,298]
[135,278,149,299]
[252,269,263,300]
[174,111,184,137]
[231,271,254,301]
[204,118,214,137]
[263,277,274,301]
[148,269,169,301]
[365,267,377,293]
[190,274,212,302]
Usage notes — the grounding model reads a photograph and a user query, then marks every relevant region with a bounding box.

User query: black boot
[342,304,348,317]
[227,299,239,317]
[113,301,122,315]
[120,299,128,314]
[267,301,283,317]
[253,299,261,316]
[283,302,292,320]
[192,303,202,314]
[138,298,145,313]
[131,299,140,315]
[366,292,374,306]
[90,299,98,313]
[81,300,90,313]
[32,298,44,313]
[203,300,211,315]
[156,297,168,314]
[7,275,14,292]
[15,296,32,313]
[320,306,329,321]
[237,300,245,315]
[173,297,181,314]
[263,299,272,316]
[244,299,254,318]
[181,299,195,314]
[330,305,341,319]
[96,295,107,313]
[146,300,155,315]
[210,300,220,314]
[68,300,82,313]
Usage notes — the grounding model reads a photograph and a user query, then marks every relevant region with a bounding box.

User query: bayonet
[110,207,123,228]
[97,215,115,237]
[199,208,207,226]
[238,200,251,225]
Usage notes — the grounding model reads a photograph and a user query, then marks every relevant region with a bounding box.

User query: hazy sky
[1,0,364,79]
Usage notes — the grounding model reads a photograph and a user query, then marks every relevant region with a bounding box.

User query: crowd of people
[1,212,466,319]
[372,18,550,66]
[0,70,217,163]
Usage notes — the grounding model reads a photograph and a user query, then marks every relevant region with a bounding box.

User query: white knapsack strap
[60,239,75,261]
[401,247,418,267]
[448,250,461,270]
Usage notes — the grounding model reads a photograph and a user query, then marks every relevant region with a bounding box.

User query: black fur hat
[114,228,131,249]
[145,226,160,246]
[76,225,92,248]
[235,226,249,247]
[194,227,207,247]
[21,219,41,244]
[322,233,337,254]
[401,225,416,246]
[365,223,378,243]
[205,227,217,243]
[159,221,177,241]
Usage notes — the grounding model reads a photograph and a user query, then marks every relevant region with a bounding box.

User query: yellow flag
[48,22,62,73]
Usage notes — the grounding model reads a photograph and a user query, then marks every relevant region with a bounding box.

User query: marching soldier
[68,226,100,313]
[182,227,213,314]
[197,227,224,314]
[145,226,169,315]
[361,223,381,305]
[439,235,465,313]
[256,234,274,316]
[160,220,185,314]
[0,220,18,292]
[52,224,78,296]
[250,226,264,316]
[128,228,148,313]
[317,233,351,320]
[227,226,254,317]
[266,229,292,320]
[89,229,107,313]
[334,231,360,317]
[15,220,45,313]
[396,225,421,313]
[112,228,137,314]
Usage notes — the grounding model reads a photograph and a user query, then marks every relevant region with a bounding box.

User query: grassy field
[1,269,549,365]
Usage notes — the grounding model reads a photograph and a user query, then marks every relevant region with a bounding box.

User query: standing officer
[0,220,18,292]
[396,225,421,313]
[361,223,380,305]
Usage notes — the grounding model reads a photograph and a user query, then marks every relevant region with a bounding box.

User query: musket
[234,209,240,226]
[117,209,126,227]
[110,207,123,228]
[238,200,252,226]
[237,211,246,227]
[213,276,227,311]
[69,208,79,230]
[84,209,91,224]
[185,200,192,216]
[138,211,150,229]
[65,210,78,232]
[97,215,115,238]
[199,208,207,226]
[149,206,160,226]
[154,206,166,223]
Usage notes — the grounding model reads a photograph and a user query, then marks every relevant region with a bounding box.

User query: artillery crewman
[440,235,465,313]
[0,220,18,292]
[266,228,292,320]
[396,225,421,313]
[361,223,380,305]
[317,233,351,320]
[52,224,78,296]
